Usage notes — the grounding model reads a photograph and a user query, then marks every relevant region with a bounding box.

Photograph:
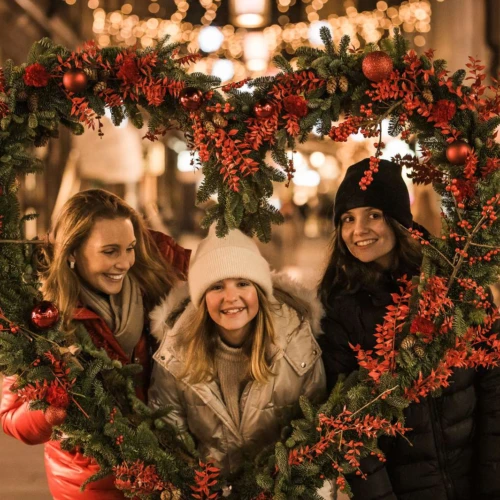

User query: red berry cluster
[359,156,380,190]
[328,116,364,142]
[481,196,499,225]
[109,407,118,424]
[206,102,233,114]
[116,435,124,446]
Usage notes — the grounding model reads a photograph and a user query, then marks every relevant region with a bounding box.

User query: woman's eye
[238,281,250,287]
[210,284,222,291]
[126,247,135,253]
[341,216,353,224]
[103,250,116,255]
[369,212,382,219]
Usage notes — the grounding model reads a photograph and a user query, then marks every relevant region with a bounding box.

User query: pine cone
[98,69,111,81]
[204,120,216,133]
[400,336,416,350]
[212,113,227,127]
[84,67,98,80]
[93,81,107,94]
[422,88,434,103]
[414,345,426,358]
[161,488,182,500]
[326,76,337,94]
[338,75,349,93]
[27,94,39,112]
[17,90,28,102]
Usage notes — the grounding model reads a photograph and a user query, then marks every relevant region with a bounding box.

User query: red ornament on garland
[62,69,88,93]
[362,51,394,82]
[31,301,60,329]
[45,405,67,426]
[253,99,276,119]
[446,141,473,165]
[179,87,204,111]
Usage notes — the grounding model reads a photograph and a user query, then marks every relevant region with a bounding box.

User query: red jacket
[0,233,190,500]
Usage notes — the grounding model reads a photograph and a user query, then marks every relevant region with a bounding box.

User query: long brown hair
[319,215,422,308]
[179,284,276,384]
[38,189,179,333]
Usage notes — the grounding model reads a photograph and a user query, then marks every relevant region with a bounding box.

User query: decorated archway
[0,29,499,499]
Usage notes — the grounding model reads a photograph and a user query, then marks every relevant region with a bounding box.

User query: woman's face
[340,207,396,269]
[72,217,136,295]
[205,278,259,347]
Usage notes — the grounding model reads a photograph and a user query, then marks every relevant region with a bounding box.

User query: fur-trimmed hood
[149,272,324,343]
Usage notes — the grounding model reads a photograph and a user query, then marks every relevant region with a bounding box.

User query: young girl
[0,189,190,500]
[149,226,326,480]
[318,158,500,500]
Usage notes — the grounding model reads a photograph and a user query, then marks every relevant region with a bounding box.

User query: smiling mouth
[104,274,125,282]
[221,307,245,315]
[355,239,377,247]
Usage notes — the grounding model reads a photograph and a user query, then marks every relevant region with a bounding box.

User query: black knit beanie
[333,158,413,228]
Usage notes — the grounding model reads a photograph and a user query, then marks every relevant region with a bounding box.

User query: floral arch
[0,29,499,499]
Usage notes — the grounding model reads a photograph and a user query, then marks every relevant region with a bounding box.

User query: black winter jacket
[319,273,500,500]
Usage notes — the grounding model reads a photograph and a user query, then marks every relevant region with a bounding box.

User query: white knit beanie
[188,226,273,307]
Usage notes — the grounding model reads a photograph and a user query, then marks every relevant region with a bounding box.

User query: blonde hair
[180,284,276,384]
[38,189,179,333]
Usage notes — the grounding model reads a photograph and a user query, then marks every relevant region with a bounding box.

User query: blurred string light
[83,0,439,75]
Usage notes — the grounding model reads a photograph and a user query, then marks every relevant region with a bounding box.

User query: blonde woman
[0,189,190,500]
[149,227,326,482]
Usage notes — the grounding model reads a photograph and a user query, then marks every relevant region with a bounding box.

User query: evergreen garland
[0,28,499,499]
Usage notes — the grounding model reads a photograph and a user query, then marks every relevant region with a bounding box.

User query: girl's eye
[103,250,116,255]
[237,281,250,287]
[209,284,223,291]
[341,216,353,224]
[126,247,135,253]
[369,212,382,219]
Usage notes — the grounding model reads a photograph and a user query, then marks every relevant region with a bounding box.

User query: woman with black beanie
[318,158,500,500]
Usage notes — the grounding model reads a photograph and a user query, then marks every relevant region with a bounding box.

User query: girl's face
[205,278,259,347]
[340,207,396,269]
[72,217,136,295]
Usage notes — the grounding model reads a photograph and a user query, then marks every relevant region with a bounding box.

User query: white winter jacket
[148,273,326,476]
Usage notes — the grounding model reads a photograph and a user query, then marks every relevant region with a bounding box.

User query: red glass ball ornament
[62,69,88,93]
[31,301,60,329]
[362,51,394,82]
[179,87,204,111]
[446,141,473,165]
[45,406,67,426]
[253,99,276,119]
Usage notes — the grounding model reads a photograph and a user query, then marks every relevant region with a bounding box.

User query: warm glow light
[230,0,270,28]
[244,31,269,72]
[212,59,235,82]
[198,26,224,52]
[309,151,325,168]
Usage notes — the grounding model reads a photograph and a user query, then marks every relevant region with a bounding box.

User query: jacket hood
[149,271,324,343]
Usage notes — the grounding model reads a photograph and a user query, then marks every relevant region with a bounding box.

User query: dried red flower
[430,99,456,124]
[23,63,50,87]
[117,55,141,85]
[410,316,435,342]
[46,383,70,408]
[283,95,308,117]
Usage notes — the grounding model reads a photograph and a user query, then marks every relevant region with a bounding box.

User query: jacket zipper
[428,397,454,498]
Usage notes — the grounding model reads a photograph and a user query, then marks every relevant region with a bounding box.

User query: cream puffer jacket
[148,273,327,477]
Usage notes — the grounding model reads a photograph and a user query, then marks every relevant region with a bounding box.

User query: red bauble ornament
[62,69,88,93]
[446,141,473,165]
[45,406,67,426]
[253,99,276,119]
[179,87,204,111]
[362,51,394,82]
[31,301,60,329]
